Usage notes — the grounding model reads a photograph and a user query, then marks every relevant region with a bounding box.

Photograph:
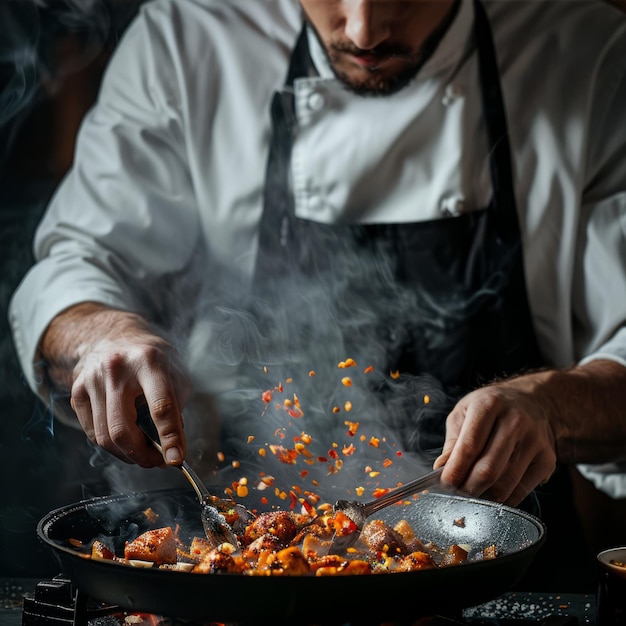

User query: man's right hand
[41,302,191,467]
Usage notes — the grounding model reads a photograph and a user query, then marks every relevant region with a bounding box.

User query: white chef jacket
[9,0,626,495]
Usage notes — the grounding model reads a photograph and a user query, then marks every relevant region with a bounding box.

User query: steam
[20,392,55,444]
[153,206,524,509]
[0,1,41,127]
[165,230,492,504]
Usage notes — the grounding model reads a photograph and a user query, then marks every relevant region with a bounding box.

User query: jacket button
[440,196,465,216]
[307,92,326,111]
[442,83,464,106]
[308,195,325,212]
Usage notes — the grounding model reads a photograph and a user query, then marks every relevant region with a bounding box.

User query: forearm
[514,359,626,464]
[41,302,152,393]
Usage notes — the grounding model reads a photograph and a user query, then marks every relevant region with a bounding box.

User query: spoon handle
[144,432,211,504]
[136,405,211,505]
[366,466,444,515]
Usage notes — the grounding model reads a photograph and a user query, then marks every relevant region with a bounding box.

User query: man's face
[300,0,455,96]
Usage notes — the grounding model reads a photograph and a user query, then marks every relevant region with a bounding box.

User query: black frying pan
[38,487,546,624]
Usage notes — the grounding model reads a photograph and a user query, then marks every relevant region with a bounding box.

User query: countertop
[0,577,597,626]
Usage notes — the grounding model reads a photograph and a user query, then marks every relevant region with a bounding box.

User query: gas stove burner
[22,576,116,626]
[20,576,232,626]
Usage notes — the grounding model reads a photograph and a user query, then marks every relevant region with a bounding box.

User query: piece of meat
[263,546,310,575]
[124,527,177,565]
[405,536,431,554]
[314,559,373,576]
[395,551,436,572]
[91,540,115,560]
[393,519,416,542]
[361,519,408,556]
[193,547,248,574]
[242,511,298,546]
[441,544,468,566]
[188,536,215,562]
[483,544,498,560]
[242,534,283,560]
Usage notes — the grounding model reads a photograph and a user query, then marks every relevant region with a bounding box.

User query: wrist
[496,367,572,461]
[41,302,151,391]
[73,307,152,358]
[511,361,626,464]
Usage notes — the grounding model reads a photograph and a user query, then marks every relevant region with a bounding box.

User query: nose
[344,0,391,51]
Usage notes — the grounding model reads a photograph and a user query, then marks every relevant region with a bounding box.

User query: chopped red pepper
[269,444,298,464]
[289,490,298,510]
[332,511,358,536]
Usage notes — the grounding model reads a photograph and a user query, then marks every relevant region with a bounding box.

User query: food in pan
[73,503,497,576]
[70,359,498,576]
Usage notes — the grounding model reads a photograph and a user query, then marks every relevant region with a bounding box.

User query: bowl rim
[597,546,626,579]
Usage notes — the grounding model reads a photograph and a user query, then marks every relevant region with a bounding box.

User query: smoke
[16,361,58,446]
[0,2,41,126]
[145,202,527,509]
[155,231,477,506]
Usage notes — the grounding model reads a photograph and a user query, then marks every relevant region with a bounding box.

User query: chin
[338,71,416,97]
[332,58,421,97]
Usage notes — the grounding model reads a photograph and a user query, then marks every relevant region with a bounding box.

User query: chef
[9,0,626,536]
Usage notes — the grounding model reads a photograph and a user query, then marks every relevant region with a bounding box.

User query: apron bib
[253,0,543,457]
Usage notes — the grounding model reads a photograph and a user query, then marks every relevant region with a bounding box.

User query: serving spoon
[137,411,244,548]
[329,466,445,554]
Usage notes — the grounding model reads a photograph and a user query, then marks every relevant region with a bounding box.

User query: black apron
[249,1,593,591]
[253,0,543,456]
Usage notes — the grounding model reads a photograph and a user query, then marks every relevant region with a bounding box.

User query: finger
[138,368,186,466]
[70,379,96,444]
[72,370,131,463]
[458,425,518,498]
[82,377,108,448]
[441,395,501,488]
[501,455,556,507]
[105,386,164,468]
[433,421,459,469]
[91,350,164,466]
[478,443,535,504]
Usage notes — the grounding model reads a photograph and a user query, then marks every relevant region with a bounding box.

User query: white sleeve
[577,463,626,498]
[9,6,201,396]
[573,25,626,366]
[573,26,626,496]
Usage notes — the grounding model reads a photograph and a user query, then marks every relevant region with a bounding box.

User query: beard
[327,43,427,97]
[303,0,459,98]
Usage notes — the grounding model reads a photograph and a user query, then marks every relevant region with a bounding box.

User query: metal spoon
[137,415,241,548]
[329,466,445,554]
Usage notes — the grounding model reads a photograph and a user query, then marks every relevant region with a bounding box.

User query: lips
[350,53,390,70]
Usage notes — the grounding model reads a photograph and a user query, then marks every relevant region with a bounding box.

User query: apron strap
[473,0,519,242]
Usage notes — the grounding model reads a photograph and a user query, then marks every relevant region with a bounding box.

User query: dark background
[0,0,144,577]
[1,0,625,584]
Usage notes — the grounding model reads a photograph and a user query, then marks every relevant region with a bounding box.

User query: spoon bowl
[329,466,444,553]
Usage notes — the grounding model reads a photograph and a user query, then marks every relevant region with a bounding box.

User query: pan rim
[37,487,546,580]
